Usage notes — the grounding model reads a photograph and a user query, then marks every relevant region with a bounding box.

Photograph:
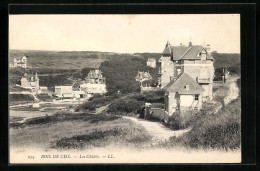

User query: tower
[159,41,174,88]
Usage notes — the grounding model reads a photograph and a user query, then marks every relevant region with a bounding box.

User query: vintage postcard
[9,14,241,164]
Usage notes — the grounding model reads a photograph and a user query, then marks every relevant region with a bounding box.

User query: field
[9,49,136,70]
[10,112,152,151]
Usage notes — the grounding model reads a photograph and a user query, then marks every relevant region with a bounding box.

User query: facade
[146,58,156,68]
[55,86,86,99]
[13,55,27,68]
[85,69,106,84]
[159,41,214,102]
[55,86,74,99]
[38,86,48,94]
[163,73,204,118]
[20,72,39,93]
[80,69,107,95]
[135,71,152,82]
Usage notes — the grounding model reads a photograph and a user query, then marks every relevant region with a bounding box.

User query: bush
[9,94,34,102]
[75,95,117,112]
[88,94,103,101]
[171,98,241,150]
[131,90,165,103]
[107,99,145,114]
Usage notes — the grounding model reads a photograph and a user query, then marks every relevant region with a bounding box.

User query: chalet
[146,58,156,68]
[159,41,214,102]
[80,69,107,95]
[20,72,39,93]
[13,55,27,68]
[157,41,214,118]
[135,71,152,82]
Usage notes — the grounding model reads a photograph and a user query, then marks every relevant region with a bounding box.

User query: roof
[162,41,171,56]
[21,73,38,82]
[14,55,27,60]
[135,71,152,80]
[163,73,204,95]
[86,69,103,79]
[147,58,156,62]
[161,42,214,61]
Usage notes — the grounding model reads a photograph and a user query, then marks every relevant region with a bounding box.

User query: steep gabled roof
[170,45,214,61]
[135,71,152,80]
[147,58,156,62]
[162,41,171,56]
[171,46,190,60]
[163,73,204,94]
[86,69,103,79]
[181,45,214,60]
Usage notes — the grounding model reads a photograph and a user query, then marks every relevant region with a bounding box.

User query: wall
[180,94,194,107]
[80,83,107,94]
[160,56,174,87]
[21,78,31,88]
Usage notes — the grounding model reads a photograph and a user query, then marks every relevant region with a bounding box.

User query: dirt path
[224,77,239,105]
[124,116,191,143]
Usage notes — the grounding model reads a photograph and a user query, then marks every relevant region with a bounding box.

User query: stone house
[20,72,39,93]
[13,55,27,68]
[146,58,156,68]
[159,41,214,102]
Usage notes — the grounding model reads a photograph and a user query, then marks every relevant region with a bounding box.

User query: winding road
[124,116,191,143]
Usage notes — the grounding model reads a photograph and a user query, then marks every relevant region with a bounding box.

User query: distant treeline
[211,51,240,81]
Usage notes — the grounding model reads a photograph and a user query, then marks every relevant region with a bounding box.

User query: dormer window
[185,84,189,90]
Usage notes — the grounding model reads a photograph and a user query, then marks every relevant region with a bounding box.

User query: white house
[163,73,204,119]
[13,55,27,68]
[146,58,156,68]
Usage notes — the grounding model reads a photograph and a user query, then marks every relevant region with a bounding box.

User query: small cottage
[146,58,156,68]
[163,73,204,117]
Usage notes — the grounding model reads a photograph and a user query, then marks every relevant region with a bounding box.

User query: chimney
[177,69,182,75]
[185,84,189,90]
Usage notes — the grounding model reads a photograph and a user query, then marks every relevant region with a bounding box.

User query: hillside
[9,49,135,70]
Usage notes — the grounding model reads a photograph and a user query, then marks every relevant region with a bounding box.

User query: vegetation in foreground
[168,98,241,150]
[10,111,152,150]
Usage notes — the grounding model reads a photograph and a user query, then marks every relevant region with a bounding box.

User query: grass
[10,111,152,150]
[9,94,34,103]
[36,94,53,102]
[169,98,241,150]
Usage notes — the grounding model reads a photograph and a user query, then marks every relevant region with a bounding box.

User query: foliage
[170,98,241,150]
[211,52,240,81]
[39,74,74,91]
[107,99,145,114]
[75,94,120,112]
[9,94,34,102]
[130,90,165,103]
[99,56,160,95]
[88,93,104,101]
[36,94,53,102]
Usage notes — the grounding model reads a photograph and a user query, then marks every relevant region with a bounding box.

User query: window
[195,95,199,101]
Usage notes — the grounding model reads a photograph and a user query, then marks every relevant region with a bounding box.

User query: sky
[9,14,240,53]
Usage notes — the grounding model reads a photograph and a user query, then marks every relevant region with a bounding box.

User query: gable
[163,73,204,94]
[169,45,214,61]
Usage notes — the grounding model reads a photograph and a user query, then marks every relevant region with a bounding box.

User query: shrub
[171,98,241,150]
[75,95,117,112]
[9,94,34,102]
[88,94,103,101]
[107,99,145,115]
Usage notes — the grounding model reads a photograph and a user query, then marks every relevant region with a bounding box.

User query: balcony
[197,77,211,83]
